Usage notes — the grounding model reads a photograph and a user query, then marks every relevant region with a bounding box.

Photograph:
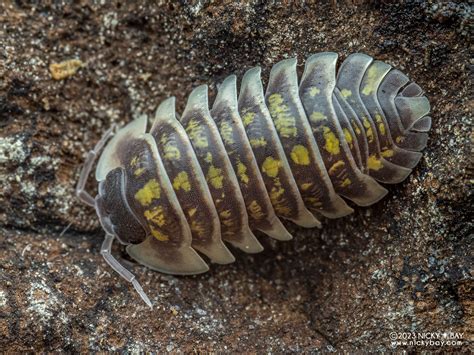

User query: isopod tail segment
[75,125,153,308]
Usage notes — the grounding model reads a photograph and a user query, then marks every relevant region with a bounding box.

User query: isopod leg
[76,125,116,207]
[101,233,153,308]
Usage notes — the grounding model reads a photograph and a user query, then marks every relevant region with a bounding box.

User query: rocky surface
[0,1,472,352]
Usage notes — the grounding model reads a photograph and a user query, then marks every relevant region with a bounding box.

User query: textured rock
[0,1,472,352]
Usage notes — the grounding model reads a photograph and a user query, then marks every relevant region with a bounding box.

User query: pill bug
[76,52,431,307]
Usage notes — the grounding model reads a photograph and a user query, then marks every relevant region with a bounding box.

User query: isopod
[76,52,431,307]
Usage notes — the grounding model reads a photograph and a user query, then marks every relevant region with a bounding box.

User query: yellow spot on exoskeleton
[340,178,352,187]
[248,200,264,220]
[306,197,322,208]
[309,87,320,96]
[363,117,374,142]
[275,205,291,215]
[130,156,139,167]
[362,117,371,129]
[207,165,224,189]
[249,137,267,148]
[366,127,374,143]
[270,185,285,204]
[361,65,379,96]
[375,114,386,135]
[379,123,386,135]
[396,136,405,144]
[237,161,249,184]
[135,179,161,206]
[262,157,281,178]
[301,182,313,191]
[242,111,255,126]
[188,208,197,217]
[367,154,383,171]
[219,120,234,145]
[310,111,326,122]
[341,89,352,98]
[220,210,232,219]
[290,145,310,165]
[352,120,361,135]
[150,226,169,241]
[268,93,297,138]
[343,128,353,145]
[190,219,206,237]
[173,171,191,192]
[322,126,340,155]
[381,149,394,158]
[220,209,234,227]
[186,118,208,148]
[134,167,146,177]
[328,160,345,175]
[204,152,213,163]
[144,206,166,227]
[268,177,290,215]
[164,144,181,160]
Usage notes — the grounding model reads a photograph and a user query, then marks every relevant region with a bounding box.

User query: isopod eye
[98,167,146,245]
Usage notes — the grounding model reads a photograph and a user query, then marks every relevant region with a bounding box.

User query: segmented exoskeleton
[76,52,431,307]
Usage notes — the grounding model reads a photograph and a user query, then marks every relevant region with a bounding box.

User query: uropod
[76,52,432,307]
